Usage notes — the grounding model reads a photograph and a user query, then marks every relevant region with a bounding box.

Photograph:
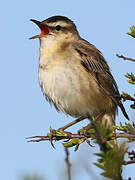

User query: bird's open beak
[30,19,50,39]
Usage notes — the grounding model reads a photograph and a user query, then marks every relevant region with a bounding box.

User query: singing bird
[30,16,129,128]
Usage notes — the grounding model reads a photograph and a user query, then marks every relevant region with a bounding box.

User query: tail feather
[119,102,129,120]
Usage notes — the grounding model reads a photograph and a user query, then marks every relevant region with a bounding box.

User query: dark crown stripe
[42,16,73,24]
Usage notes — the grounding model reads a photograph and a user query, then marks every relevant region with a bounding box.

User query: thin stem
[116,54,135,62]
[65,147,71,180]
[115,133,135,139]
[26,134,85,142]
[27,132,135,143]
[126,159,135,165]
[121,95,135,102]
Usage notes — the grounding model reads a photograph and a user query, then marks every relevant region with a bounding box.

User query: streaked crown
[42,16,78,33]
[43,16,73,24]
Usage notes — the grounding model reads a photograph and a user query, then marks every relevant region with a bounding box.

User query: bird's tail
[119,101,129,120]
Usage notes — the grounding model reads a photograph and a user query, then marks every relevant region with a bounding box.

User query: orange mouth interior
[30,19,50,39]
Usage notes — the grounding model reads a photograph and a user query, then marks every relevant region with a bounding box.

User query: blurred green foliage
[94,143,127,180]
[21,175,45,180]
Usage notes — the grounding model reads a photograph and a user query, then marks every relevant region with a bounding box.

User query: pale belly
[38,62,114,118]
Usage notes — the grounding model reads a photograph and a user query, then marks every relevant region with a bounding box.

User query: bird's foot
[26,122,94,150]
[26,127,72,148]
[78,123,94,136]
[47,127,72,148]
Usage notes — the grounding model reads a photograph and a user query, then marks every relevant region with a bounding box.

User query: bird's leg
[48,113,103,148]
[58,117,86,131]
[47,117,86,148]
[36,117,86,148]
[78,112,105,135]
[78,123,93,134]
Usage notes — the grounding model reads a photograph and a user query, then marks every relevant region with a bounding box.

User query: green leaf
[125,73,135,84]
[127,25,135,38]
[62,138,85,151]
[94,163,105,170]
[63,138,79,147]
[130,103,135,109]
[128,80,135,84]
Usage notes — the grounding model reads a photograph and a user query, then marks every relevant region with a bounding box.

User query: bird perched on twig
[30,16,129,129]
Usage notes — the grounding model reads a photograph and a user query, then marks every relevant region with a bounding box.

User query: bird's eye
[56,25,61,31]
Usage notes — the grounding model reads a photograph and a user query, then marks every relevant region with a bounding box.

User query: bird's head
[30,16,79,41]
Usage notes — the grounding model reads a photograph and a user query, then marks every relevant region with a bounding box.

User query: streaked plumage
[30,16,129,127]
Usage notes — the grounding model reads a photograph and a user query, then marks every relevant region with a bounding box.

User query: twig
[65,147,71,180]
[121,94,135,102]
[116,54,135,62]
[115,133,135,139]
[26,132,135,143]
[26,134,85,142]
[125,159,135,165]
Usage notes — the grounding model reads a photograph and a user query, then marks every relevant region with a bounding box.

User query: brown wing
[73,38,129,120]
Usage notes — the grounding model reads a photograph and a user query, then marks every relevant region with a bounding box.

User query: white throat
[39,33,73,66]
[39,35,59,66]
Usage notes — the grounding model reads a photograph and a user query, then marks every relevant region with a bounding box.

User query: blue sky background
[1,0,135,180]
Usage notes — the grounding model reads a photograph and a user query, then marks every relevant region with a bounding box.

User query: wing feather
[73,38,129,120]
